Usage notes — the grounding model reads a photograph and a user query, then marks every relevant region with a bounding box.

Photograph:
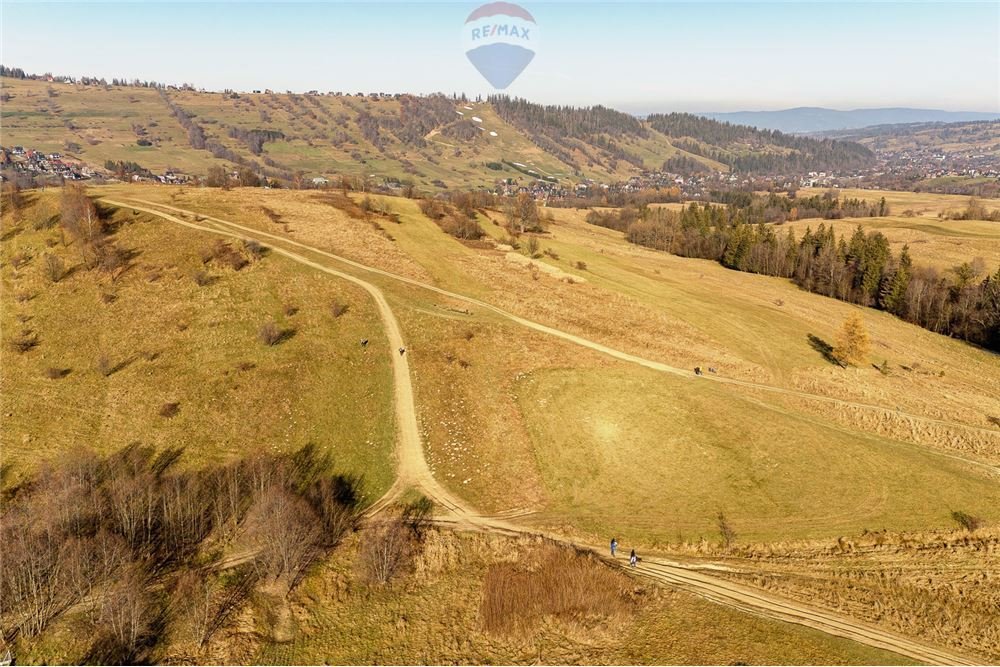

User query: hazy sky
[3,1,998,112]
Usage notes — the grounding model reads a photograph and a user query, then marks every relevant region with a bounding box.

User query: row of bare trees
[1,444,362,662]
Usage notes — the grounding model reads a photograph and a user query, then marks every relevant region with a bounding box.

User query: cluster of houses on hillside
[1,145,194,186]
[870,145,1000,181]
[1,146,92,181]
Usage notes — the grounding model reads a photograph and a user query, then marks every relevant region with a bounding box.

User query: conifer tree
[833,312,871,367]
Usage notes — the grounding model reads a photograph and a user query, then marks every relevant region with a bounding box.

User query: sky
[2,1,998,113]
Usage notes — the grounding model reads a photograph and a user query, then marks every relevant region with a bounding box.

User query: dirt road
[103,197,984,665]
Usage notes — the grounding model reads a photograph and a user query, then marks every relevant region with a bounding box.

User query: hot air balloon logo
[462,2,538,89]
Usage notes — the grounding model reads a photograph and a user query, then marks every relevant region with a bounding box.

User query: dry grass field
[1,191,396,498]
[797,187,992,218]
[787,187,1000,270]
[517,366,1000,544]
[81,185,1000,540]
[244,531,913,666]
[710,526,1000,661]
[4,183,998,664]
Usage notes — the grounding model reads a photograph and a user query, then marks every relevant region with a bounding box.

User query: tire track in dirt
[104,198,983,665]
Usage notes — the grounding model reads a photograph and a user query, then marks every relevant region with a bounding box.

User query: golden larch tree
[833,312,870,367]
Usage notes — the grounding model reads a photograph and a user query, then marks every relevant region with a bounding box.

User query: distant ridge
[699,107,1000,134]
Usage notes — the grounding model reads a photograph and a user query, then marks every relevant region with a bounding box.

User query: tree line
[647,112,875,174]
[590,201,1000,350]
[709,190,890,223]
[1,65,194,90]
[489,95,648,172]
[159,90,294,183]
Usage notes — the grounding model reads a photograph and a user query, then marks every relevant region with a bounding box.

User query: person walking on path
[629,549,638,568]
[610,537,618,558]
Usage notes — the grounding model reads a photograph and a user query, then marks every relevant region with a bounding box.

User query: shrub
[10,252,31,269]
[205,240,248,271]
[159,402,180,418]
[97,354,114,377]
[192,270,213,286]
[359,516,414,585]
[480,546,631,635]
[258,321,294,346]
[526,237,540,258]
[951,510,984,532]
[330,300,349,318]
[43,254,65,282]
[96,243,130,279]
[437,213,484,240]
[717,511,736,549]
[543,248,560,260]
[9,330,38,354]
[575,261,587,271]
[243,239,265,260]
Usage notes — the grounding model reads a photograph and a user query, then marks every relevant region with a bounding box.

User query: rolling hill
[3,181,999,664]
[1,75,875,188]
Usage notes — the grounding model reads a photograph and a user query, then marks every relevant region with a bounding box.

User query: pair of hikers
[358,339,407,357]
[610,537,638,568]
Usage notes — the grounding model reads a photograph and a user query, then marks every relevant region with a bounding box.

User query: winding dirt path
[103,197,984,665]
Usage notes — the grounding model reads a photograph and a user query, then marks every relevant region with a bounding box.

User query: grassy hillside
[1,191,396,498]
[88,185,1000,544]
[4,183,998,664]
[1,77,876,188]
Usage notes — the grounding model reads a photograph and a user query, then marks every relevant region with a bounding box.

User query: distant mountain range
[698,107,1000,134]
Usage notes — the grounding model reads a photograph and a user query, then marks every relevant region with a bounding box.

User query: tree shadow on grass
[807,333,842,366]
[274,327,297,345]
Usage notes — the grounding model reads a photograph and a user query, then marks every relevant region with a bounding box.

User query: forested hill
[491,95,875,175]
[646,112,875,173]
[489,95,649,171]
